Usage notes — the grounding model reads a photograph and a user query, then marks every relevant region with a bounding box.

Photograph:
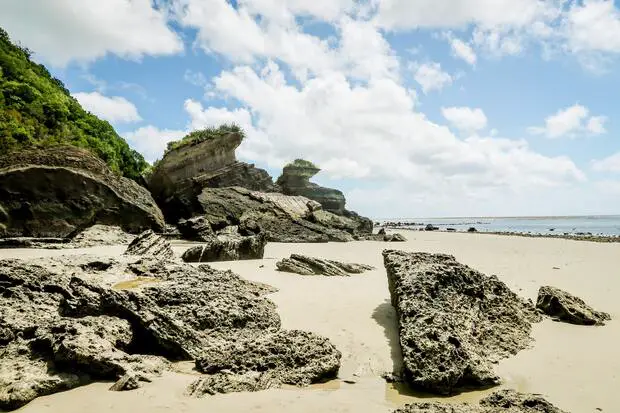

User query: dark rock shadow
[372,299,403,375]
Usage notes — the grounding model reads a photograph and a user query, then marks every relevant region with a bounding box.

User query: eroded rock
[537,286,611,326]
[177,216,215,242]
[383,250,541,395]
[124,230,174,260]
[276,254,374,276]
[181,234,266,262]
[70,225,135,247]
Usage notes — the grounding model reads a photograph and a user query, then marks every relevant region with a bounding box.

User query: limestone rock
[190,330,341,395]
[70,225,135,247]
[382,250,541,395]
[395,389,567,413]
[0,146,165,237]
[124,230,174,260]
[537,286,611,326]
[177,216,215,241]
[276,254,374,276]
[181,234,266,262]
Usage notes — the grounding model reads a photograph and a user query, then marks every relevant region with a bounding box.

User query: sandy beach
[3,231,618,413]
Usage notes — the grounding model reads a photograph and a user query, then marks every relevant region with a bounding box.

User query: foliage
[287,159,319,169]
[0,27,148,180]
[165,123,245,154]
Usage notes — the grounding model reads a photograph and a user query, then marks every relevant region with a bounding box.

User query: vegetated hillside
[0,28,148,180]
[164,124,245,155]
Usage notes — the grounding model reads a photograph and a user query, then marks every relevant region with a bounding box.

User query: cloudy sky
[3,0,620,218]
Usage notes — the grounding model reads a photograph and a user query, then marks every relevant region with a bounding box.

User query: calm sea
[378,215,620,236]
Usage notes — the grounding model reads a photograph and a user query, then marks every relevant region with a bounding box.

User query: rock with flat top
[124,230,174,260]
[383,250,541,395]
[276,254,374,276]
[181,234,266,262]
[537,285,611,325]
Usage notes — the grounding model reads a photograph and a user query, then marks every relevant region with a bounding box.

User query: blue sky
[2,0,620,218]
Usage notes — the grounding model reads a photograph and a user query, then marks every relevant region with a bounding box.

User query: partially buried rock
[124,230,174,260]
[383,250,541,395]
[189,330,341,396]
[182,234,266,262]
[537,286,611,326]
[394,389,567,413]
[276,254,374,276]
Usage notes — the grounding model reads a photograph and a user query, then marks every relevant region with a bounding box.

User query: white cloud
[563,0,620,54]
[412,62,453,93]
[73,92,142,124]
[442,107,487,132]
[0,0,183,66]
[124,126,185,164]
[450,37,477,65]
[528,104,607,138]
[592,153,620,173]
[184,70,207,87]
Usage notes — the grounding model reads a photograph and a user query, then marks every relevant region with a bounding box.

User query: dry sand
[2,231,618,413]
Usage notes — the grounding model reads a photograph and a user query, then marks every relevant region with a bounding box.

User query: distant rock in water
[537,286,611,326]
[276,254,374,276]
[382,250,541,395]
[182,233,266,262]
[0,146,165,238]
[148,127,277,223]
[124,230,174,260]
[394,389,568,413]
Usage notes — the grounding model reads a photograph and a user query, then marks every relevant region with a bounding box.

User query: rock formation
[70,225,135,247]
[182,234,266,262]
[177,216,215,242]
[394,389,567,413]
[0,255,340,410]
[362,229,407,242]
[188,330,341,396]
[0,146,165,238]
[148,129,277,222]
[382,250,541,395]
[124,230,174,260]
[537,286,611,326]
[276,254,374,276]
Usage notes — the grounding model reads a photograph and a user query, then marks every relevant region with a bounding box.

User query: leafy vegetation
[286,159,319,169]
[165,124,245,154]
[0,28,148,180]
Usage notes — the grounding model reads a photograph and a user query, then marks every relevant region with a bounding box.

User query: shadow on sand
[372,299,403,375]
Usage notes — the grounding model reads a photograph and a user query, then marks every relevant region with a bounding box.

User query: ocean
[378,215,620,236]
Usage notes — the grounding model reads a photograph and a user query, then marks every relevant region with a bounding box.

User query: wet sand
[3,231,619,413]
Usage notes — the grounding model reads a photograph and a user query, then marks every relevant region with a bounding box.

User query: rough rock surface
[195,187,366,242]
[394,389,567,413]
[0,256,284,409]
[276,254,374,276]
[362,230,407,242]
[182,234,266,262]
[537,286,611,326]
[147,131,277,222]
[189,330,341,396]
[177,216,215,241]
[70,225,135,247]
[124,230,174,260]
[382,250,541,395]
[0,146,165,238]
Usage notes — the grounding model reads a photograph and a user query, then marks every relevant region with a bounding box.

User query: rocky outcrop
[0,146,165,238]
[182,234,266,262]
[394,389,567,413]
[148,131,277,223]
[70,225,135,247]
[362,229,407,242]
[124,230,174,260]
[276,254,374,276]
[177,216,215,241]
[188,330,341,396]
[382,250,541,395]
[194,187,367,242]
[537,286,611,326]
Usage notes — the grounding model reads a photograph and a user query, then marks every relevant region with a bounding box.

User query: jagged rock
[0,256,283,409]
[70,225,135,247]
[148,130,277,223]
[385,233,407,242]
[181,234,266,262]
[395,389,567,413]
[177,216,215,241]
[0,146,165,237]
[360,232,407,242]
[109,373,144,391]
[124,230,174,260]
[383,250,541,395]
[276,254,374,276]
[537,286,611,326]
[190,330,341,395]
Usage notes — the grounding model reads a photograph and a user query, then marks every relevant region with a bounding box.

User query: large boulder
[124,230,174,260]
[382,250,541,395]
[0,146,165,238]
[394,389,567,413]
[537,285,611,326]
[147,129,277,223]
[276,254,374,276]
[182,234,266,262]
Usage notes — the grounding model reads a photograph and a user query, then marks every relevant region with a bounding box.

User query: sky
[2,0,620,218]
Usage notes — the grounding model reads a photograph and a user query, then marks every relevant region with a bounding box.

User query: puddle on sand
[112,276,161,290]
[385,382,498,406]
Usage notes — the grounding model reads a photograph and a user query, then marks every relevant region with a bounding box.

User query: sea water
[378,215,620,236]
